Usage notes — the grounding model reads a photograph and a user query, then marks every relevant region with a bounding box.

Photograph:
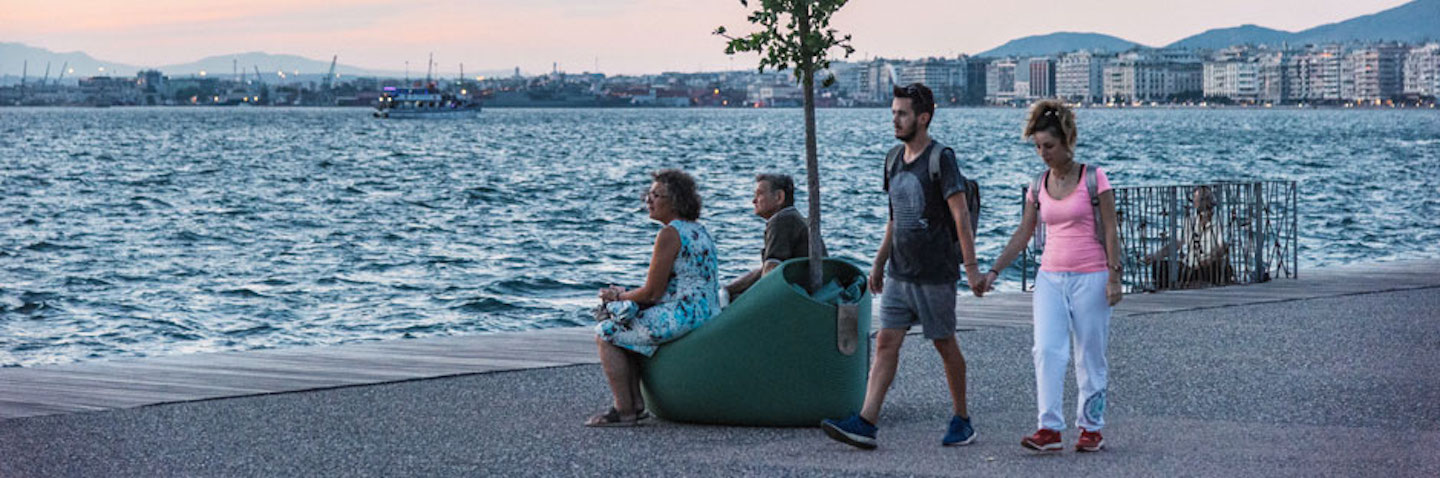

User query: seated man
[723,173,824,301]
[1143,185,1232,289]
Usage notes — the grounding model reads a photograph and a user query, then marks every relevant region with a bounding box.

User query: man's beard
[894,127,914,141]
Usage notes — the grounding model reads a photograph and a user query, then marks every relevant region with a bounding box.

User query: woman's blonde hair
[1023,99,1077,151]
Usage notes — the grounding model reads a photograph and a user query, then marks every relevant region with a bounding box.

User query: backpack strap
[927,142,958,241]
[1029,171,1047,210]
[927,142,947,183]
[1029,170,1048,250]
[883,145,905,192]
[1082,164,1105,248]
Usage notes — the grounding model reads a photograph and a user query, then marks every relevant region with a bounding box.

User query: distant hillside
[1293,0,1440,44]
[161,53,514,80]
[0,43,515,81]
[977,32,1145,58]
[1167,24,1295,50]
[1167,0,1440,48]
[0,42,141,78]
[157,52,406,80]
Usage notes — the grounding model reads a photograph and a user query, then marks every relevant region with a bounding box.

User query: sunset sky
[2,0,1414,75]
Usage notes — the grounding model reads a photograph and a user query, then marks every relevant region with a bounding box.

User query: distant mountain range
[977,0,1438,58]
[157,52,403,79]
[1168,0,1440,50]
[977,32,1141,58]
[0,42,140,79]
[0,44,513,79]
[1165,24,1297,51]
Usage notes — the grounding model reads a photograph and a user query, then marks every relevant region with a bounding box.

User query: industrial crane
[321,55,337,91]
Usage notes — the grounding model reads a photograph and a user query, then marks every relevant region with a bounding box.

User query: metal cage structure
[1021,181,1298,293]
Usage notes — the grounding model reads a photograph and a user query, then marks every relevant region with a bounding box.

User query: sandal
[584,407,641,428]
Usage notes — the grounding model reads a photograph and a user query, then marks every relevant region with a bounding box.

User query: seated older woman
[587,169,720,427]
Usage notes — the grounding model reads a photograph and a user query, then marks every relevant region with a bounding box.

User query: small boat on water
[373,85,480,119]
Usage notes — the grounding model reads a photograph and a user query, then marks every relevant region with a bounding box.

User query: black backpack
[883,141,982,261]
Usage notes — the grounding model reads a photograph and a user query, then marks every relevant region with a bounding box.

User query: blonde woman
[980,100,1122,452]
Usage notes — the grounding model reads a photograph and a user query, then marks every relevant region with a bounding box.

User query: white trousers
[1032,270,1112,432]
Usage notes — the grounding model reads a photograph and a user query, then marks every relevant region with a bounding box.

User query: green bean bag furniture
[640,258,871,426]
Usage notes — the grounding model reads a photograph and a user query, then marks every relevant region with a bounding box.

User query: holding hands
[965,265,987,298]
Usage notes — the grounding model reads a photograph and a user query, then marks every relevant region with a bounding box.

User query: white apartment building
[1058,51,1106,104]
[1341,44,1406,102]
[1287,45,1344,102]
[899,58,967,103]
[1204,60,1260,103]
[1403,43,1440,98]
[860,60,898,104]
[985,58,1017,104]
[1103,52,1203,103]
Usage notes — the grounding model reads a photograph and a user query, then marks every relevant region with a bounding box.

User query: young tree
[716,0,853,292]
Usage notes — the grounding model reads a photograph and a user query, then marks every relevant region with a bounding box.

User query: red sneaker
[1076,429,1104,452]
[1021,428,1062,452]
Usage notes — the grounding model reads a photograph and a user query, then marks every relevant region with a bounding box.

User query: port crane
[321,55,337,91]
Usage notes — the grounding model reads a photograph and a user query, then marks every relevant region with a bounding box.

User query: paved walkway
[1,274,1436,476]
[2,259,1437,420]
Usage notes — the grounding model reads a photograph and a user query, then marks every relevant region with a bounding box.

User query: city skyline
[1,0,1416,76]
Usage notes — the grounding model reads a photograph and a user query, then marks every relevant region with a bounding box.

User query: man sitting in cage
[1142,185,1234,289]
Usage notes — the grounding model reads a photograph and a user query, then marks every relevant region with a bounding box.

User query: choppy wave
[1,107,1437,367]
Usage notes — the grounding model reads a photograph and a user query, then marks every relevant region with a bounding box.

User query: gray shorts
[879,278,957,340]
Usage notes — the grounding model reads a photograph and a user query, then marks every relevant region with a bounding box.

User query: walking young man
[821,83,986,449]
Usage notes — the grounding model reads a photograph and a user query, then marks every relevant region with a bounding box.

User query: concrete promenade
[1,260,1437,476]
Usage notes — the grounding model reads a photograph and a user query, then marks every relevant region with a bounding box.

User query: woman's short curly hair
[652,169,702,221]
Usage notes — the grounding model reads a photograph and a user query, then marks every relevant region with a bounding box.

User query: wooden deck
[2,259,1436,420]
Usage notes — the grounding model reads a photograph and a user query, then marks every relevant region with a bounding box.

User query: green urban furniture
[640,257,871,426]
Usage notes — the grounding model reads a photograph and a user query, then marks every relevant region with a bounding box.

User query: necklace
[1050,162,1077,187]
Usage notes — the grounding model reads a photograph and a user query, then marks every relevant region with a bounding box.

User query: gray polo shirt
[762,206,823,267]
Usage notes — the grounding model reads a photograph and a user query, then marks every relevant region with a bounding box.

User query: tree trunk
[796,2,823,293]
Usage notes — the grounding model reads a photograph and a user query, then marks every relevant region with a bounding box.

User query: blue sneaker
[821,414,878,450]
[942,415,976,446]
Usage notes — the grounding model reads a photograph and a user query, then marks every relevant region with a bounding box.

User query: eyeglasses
[643,190,668,203]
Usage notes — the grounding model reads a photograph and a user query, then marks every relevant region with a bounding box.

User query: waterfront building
[1287,45,1345,102]
[1058,51,1107,104]
[962,56,989,105]
[747,83,802,107]
[1026,57,1056,99]
[985,58,1017,104]
[1012,58,1029,101]
[1340,44,1406,102]
[860,59,898,105]
[826,61,864,102]
[1103,51,1203,104]
[1257,50,1290,104]
[1403,43,1440,98]
[136,70,168,106]
[1204,58,1260,103]
[899,57,967,104]
[77,76,141,105]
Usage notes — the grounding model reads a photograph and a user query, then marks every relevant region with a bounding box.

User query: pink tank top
[1033,166,1112,273]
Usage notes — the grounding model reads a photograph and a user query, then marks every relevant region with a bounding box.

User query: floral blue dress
[596,219,720,356]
